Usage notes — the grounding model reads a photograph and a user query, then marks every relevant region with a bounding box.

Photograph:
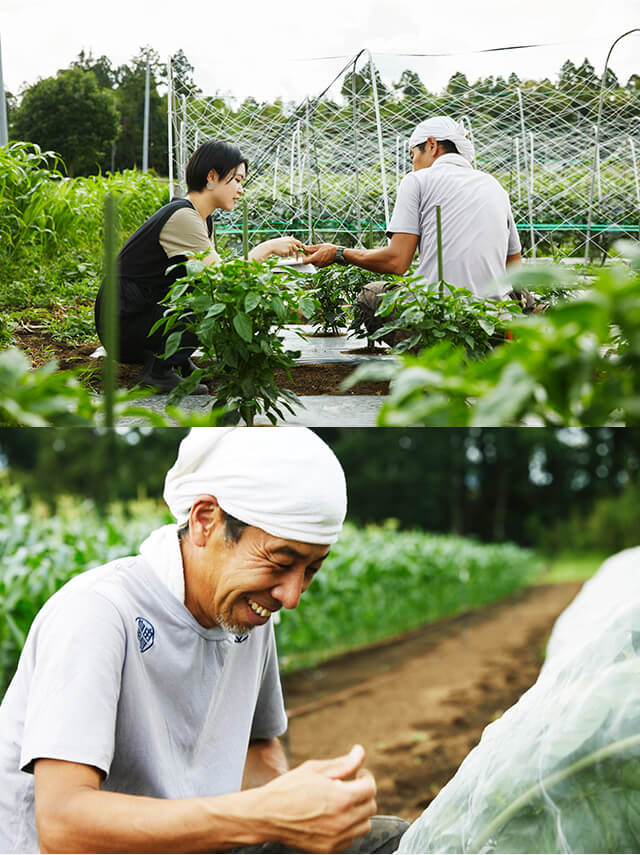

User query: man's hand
[301,243,339,268]
[258,744,377,853]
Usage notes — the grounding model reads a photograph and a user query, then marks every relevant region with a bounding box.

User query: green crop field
[0,478,543,696]
[2,141,640,427]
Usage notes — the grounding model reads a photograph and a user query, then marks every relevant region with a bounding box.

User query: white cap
[163,428,347,544]
[408,116,475,164]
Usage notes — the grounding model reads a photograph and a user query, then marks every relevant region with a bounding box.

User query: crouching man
[303,116,530,344]
[0,428,408,854]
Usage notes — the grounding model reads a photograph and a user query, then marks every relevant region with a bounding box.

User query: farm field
[3,139,640,426]
[284,580,583,821]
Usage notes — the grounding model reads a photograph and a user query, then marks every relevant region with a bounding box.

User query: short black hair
[221,509,248,544]
[438,139,458,155]
[186,140,249,192]
[415,139,458,155]
[177,507,248,544]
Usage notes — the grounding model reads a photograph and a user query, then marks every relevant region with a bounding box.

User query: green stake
[436,204,444,298]
[102,194,119,428]
[367,219,374,249]
[242,197,249,261]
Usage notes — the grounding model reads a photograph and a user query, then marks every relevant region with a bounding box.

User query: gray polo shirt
[388,153,521,298]
[0,555,287,853]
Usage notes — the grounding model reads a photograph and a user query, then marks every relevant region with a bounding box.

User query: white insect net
[397,546,640,853]
[168,34,640,261]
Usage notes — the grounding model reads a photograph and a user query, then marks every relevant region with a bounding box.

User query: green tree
[575,58,599,89]
[112,47,167,173]
[71,49,117,89]
[11,67,119,176]
[627,74,640,92]
[395,69,427,100]
[446,71,470,97]
[558,59,580,90]
[168,48,199,97]
[340,60,390,103]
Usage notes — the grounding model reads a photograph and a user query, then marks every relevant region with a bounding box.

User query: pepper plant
[345,241,640,426]
[372,276,519,356]
[154,256,315,425]
[277,264,382,335]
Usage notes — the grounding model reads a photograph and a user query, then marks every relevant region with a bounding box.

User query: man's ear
[188,495,222,547]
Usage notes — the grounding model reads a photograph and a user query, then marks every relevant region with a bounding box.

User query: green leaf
[163,331,183,359]
[478,318,495,336]
[471,361,535,426]
[233,312,253,342]
[299,296,316,319]
[245,292,261,313]
[271,295,287,321]
[206,302,226,318]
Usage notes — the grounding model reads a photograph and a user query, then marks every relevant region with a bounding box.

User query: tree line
[4,50,639,178]
[1,428,638,550]
[4,47,197,176]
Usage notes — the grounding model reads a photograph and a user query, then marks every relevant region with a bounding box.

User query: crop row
[0,478,542,694]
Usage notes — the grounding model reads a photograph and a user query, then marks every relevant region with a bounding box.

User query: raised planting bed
[13,324,394,426]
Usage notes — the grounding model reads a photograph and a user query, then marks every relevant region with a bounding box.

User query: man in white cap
[302,116,528,342]
[0,428,408,854]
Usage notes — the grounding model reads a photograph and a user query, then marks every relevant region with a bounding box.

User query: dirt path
[282,581,582,822]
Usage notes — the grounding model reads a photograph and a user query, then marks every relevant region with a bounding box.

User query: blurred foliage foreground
[348,242,640,426]
[0,478,542,697]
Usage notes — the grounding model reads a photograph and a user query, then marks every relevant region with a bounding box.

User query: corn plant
[277,521,542,670]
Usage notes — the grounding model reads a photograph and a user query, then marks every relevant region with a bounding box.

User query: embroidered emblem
[136,616,155,652]
[234,634,249,644]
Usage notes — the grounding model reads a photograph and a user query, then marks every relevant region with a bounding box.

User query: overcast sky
[2,0,639,102]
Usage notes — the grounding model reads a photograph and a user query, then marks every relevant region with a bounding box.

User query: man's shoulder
[37,556,147,624]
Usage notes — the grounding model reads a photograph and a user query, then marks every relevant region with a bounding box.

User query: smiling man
[0,428,408,854]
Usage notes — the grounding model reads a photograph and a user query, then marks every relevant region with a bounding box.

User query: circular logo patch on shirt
[136,616,155,653]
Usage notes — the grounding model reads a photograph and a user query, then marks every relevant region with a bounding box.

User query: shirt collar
[431,153,473,169]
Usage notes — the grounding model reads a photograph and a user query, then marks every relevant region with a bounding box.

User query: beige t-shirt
[159,207,222,263]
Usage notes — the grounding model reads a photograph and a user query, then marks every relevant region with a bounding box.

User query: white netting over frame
[397,547,640,854]
[168,34,640,261]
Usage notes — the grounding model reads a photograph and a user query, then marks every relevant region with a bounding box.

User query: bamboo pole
[103,194,119,427]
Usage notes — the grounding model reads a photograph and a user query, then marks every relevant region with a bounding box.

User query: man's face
[185,510,330,633]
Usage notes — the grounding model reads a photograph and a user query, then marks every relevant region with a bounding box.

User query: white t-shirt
[387,154,521,298]
[0,555,287,853]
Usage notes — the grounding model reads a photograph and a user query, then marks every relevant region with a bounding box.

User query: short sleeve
[159,208,218,259]
[20,591,126,777]
[250,626,287,740]
[387,173,422,237]
[507,206,521,255]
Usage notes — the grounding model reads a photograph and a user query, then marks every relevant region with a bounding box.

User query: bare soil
[13,330,390,396]
[282,581,583,822]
